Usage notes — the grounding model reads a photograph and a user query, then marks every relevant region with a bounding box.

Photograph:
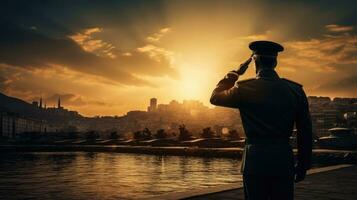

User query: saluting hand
[236,56,253,75]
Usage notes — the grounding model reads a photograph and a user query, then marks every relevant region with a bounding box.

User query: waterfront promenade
[165,164,356,200]
[1,144,356,159]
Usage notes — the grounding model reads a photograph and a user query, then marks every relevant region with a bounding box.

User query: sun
[177,63,213,101]
[180,76,202,99]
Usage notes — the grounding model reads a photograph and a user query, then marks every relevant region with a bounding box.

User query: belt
[245,137,290,145]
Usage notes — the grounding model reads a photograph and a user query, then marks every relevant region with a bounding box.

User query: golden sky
[0,0,356,116]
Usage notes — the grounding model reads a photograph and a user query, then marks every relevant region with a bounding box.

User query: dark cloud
[318,75,357,93]
[0,74,6,91]
[320,44,346,55]
[0,22,177,86]
[0,0,167,49]
[281,31,357,73]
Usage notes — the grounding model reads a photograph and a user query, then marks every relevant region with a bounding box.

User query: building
[0,112,47,138]
[311,109,338,138]
[308,96,331,105]
[58,97,62,109]
[39,97,43,109]
[32,101,39,108]
[307,96,357,138]
[147,98,157,112]
[333,97,357,104]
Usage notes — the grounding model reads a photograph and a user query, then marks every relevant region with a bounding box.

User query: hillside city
[1,92,356,142]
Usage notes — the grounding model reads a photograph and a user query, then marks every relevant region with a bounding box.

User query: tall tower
[148,98,157,112]
[58,97,61,109]
[39,97,42,109]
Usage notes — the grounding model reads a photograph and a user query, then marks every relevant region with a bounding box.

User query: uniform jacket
[210,69,313,175]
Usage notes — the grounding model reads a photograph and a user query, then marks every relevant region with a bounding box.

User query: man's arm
[210,71,240,108]
[210,57,252,108]
[295,89,313,182]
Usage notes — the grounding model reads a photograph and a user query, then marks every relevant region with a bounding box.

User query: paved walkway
[183,165,357,200]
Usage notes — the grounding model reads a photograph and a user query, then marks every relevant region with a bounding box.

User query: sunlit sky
[1,0,356,116]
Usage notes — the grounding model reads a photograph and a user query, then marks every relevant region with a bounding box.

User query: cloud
[317,75,357,95]
[114,49,178,79]
[0,74,6,91]
[0,23,178,87]
[236,31,271,41]
[137,44,174,63]
[281,28,357,72]
[137,27,175,65]
[147,27,171,42]
[0,63,119,115]
[0,23,179,115]
[125,27,177,78]
[275,24,357,97]
[69,27,116,58]
[325,24,354,32]
[0,24,145,85]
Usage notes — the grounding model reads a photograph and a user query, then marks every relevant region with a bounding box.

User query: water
[0,152,242,199]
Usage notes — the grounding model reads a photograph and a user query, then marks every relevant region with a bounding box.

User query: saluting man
[210,41,313,200]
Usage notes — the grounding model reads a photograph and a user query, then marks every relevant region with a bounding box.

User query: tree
[109,131,120,139]
[133,130,143,140]
[133,128,152,140]
[86,131,99,140]
[63,126,79,140]
[178,124,192,141]
[200,127,215,138]
[62,125,78,133]
[68,131,78,139]
[227,129,240,140]
[142,127,152,140]
[154,129,168,139]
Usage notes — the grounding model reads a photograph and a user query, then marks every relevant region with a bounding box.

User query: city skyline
[1,0,357,116]
[5,88,357,117]
[1,90,356,140]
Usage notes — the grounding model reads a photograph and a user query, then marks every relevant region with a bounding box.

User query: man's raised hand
[236,56,253,75]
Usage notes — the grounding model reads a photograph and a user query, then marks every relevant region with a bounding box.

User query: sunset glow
[1,0,356,116]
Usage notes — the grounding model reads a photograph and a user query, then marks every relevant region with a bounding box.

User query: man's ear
[273,59,277,68]
[253,55,260,68]
[254,58,260,73]
[252,54,259,61]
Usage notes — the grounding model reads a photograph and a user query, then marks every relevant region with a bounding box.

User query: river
[0,152,242,199]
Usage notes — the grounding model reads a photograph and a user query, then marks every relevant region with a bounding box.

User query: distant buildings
[32,101,39,107]
[308,96,357,138]
[0,96,81,138]
[1,93,356,140]
[32,96,64,110]
[32,96,80,120]
[0,112,47,138]
[118,98,243,138]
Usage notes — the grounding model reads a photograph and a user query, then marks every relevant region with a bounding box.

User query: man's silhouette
[210,41,312,200]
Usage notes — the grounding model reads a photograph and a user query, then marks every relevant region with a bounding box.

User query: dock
[155,164,357,200]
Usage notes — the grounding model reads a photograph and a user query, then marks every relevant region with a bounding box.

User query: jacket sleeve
[210,71,240,108]
[295,88,313,171]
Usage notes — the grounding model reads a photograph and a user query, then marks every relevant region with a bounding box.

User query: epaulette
[237,78,255,84]
[281,78,302,87]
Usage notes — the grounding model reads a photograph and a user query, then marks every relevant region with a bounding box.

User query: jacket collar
[256,69,280,80]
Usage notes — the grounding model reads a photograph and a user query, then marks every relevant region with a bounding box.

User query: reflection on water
[0,152,242,199]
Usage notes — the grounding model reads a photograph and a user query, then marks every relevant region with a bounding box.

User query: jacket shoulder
[281,78,303,87]
[237,78,256,84]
